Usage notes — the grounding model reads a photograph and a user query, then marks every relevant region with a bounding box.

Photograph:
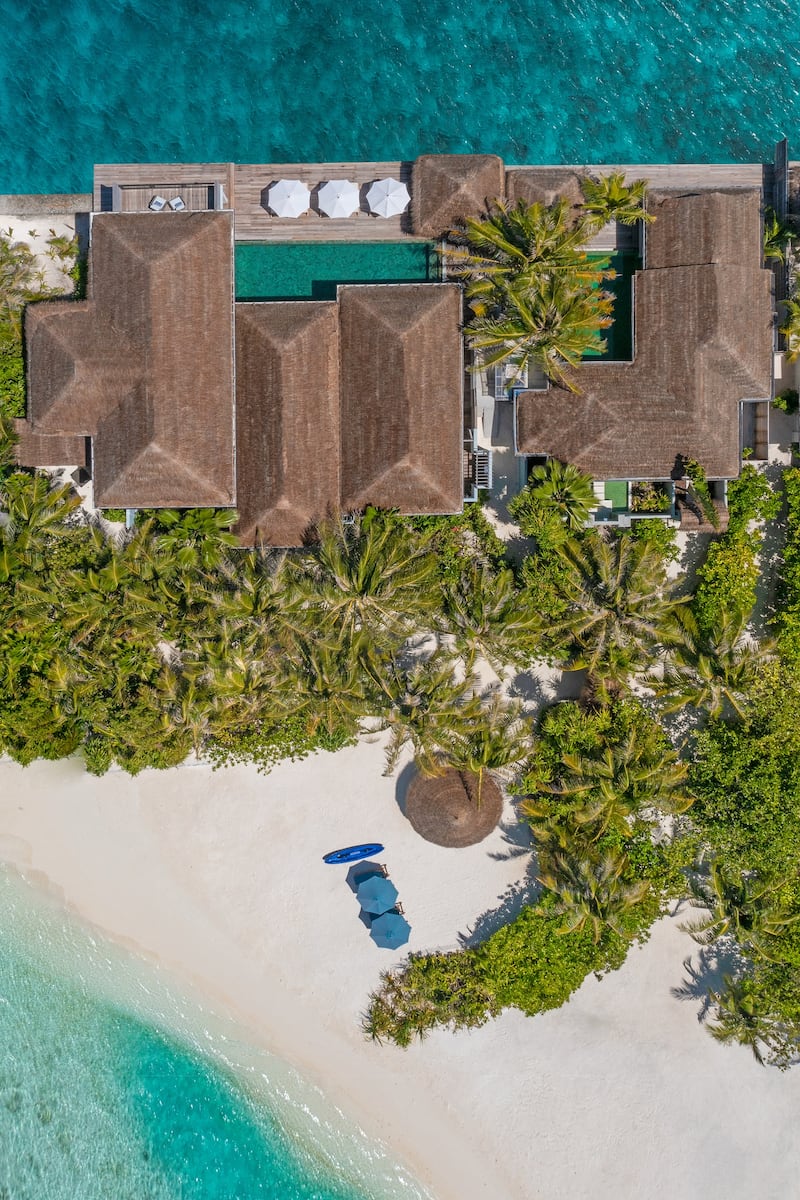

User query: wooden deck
[93,159,775,246]
[93,163,235,214]
[94,160,419,241]
[232,161,415,242]
[509,163,768,190]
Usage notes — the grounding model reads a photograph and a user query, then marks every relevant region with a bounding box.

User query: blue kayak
[323,843,384,865]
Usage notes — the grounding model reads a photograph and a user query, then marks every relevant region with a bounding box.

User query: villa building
[13,151,783,542]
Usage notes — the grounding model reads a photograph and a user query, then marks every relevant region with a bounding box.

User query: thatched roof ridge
[505,167,586,218]
[404,768,503,847]
[516,262,773,479]
[411,154,504,237]
[25,301,138,434]
[338,283,463,514]
[235,302,340,547]
[21,211,236,507]
[645,188,764,270]
[13,419,87,468]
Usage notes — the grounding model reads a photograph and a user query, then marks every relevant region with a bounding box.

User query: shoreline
[0,745,528,1200]
[2,744,800,1199]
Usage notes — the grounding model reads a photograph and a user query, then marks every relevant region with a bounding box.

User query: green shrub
[0,341,25,419]
[693,535,760,632]
[773,388,799,415]
[630,517,679,562]
[692,466,779,633]
[206,713,355,774]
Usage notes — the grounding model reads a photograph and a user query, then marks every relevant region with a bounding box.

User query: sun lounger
[149,195,167,211]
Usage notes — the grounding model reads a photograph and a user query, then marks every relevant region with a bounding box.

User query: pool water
[587,252,638,361]
[235,241,437,300]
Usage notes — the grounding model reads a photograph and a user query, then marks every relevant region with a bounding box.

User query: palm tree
[153,507,239,573]
[510,459,595,531]
[1,472,81,570]
[681,861,799,962]
[444,563,540,672]
[442,199,602,307]
[278,630,372,742]
[763,208,794,263]
[580,172,653,228]
[554,532,684,692]
[289,512,440,642]
[528,725,692,841]
[538,849,650,942]
[780,296,800,361]
[447,694,530,805]
[370,651,483,776]
[465,273,613,390]
[706,975,779,1066]
[647,608,775,721]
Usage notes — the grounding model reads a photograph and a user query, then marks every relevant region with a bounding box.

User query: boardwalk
[93,159,778,246]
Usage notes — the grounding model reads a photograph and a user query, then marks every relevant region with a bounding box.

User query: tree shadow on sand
[459,797,538,947]
[670,938,748,1025]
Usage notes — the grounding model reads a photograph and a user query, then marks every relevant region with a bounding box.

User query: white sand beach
[0,213,79,291]
[1,739,799,1200]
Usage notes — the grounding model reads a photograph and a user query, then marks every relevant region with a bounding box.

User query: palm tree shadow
[461,801,538,946]
[670,941,747,1024]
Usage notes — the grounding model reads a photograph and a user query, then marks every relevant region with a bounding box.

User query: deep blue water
[1,0,799,195]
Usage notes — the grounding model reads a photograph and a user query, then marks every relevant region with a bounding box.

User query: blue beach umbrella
[369,910,411,950]
[356,875,399,915]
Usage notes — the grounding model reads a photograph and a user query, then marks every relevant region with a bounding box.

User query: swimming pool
[235,241,437,300]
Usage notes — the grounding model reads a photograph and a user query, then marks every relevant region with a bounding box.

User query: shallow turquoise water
[235,241,436,299]
[1,0,799,195]
[0,869,429,1200]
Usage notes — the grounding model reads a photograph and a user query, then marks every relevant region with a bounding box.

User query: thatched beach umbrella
[404,768,503,848]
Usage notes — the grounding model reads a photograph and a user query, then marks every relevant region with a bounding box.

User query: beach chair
[169,196,186,211]
[149,195,167,212]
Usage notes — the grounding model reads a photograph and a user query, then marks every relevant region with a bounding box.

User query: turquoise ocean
[0,866,431,1200]
[1,1,799,1195]
[2,0,800,194]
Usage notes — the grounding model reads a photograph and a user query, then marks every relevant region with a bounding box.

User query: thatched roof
[12,419,87,467]
[23,212,235,507]
[235,302,340,547]
[505,167,586,217]
[411,154,504,237]
[338,284,463,514]
[404,768,503,847]
[515,190,774,480]
[645,188,764,270]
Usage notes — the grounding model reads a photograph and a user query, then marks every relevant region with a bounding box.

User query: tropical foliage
[551,531,684,695]
[443,178,651,390]
[580,172,653,228]
[509,459,595,533]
